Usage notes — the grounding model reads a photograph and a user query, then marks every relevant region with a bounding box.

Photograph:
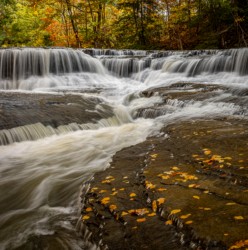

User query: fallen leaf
[145,181,156,189]
[180,214,191,219]
[147,212,156,217]
[226,203,236,206]
[204,190,209,194]
[101,197,110,205]
[192,154,199,158]
[193,196,200,199]
[229,239,248,249]
[130,193,137,197]
[234,216,244,220]
[150,154,158,159]
[204,208,211,211]
[188,184,197,188]
[137,218,146,223]
[86,207,93,212]
[204,150,211,155]
[171,166,180,171]
[152,200,157,212]
[157,197,166,205]
[170,209,181,215]
[109,204,117,212]
[99,190,107,193]
[106,176,114,180]
[123,176,128,179]
[82,215,90,220]
[165,220,173,225]
[157,188,167,192]
[224,157,232,160]
[185,220,193,224]
[119,188,125,191]
[111,191,118,196]
[132,226,138,230]
[121,211,129,216]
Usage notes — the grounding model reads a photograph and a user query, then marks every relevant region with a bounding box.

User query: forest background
[0,0,247,50]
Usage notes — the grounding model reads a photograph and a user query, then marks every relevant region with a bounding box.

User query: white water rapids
[0,48,247,249]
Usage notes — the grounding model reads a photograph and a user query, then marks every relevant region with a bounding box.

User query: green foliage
[0,0,247,49]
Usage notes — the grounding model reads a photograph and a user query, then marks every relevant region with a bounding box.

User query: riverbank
[81,118,248,249]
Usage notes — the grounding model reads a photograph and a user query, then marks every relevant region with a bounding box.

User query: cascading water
[0,47,247,250]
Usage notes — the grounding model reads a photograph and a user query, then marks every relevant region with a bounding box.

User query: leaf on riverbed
[203,149,211,155]
[204,208,211,210]
[137,218,146,223]
[99,190,107,193]
[165,220,173,225]
[145,181,156,189]
[185,220,193,224]
[85,207,93,212]
[150,154,158,159]
[170,209,181,215]
[111,191,118,196]
[109,204,117,212]
[234,216,244,220]
[192,154,199,158]
[82,215,90,220]
[229,239,248,249]
[101,197,110,205]
[171,166,180,171]
[152,200,157,212]
[121,211,129,216]
[157,197,166,205]
[226,202,236,206]
[157,188,167,192]
[193,195,200,199]
[130,193,137,197]
[180,214,191,219]
[147,212,156,217]
[119,188,125,191]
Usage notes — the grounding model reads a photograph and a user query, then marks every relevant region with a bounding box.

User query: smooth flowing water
[0,48,247,249]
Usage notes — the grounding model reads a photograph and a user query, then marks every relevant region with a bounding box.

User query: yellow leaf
[101,197,110,205]
[130,193,137,197]
[111,191,118,196]
[204,208,211,211]
[192,154,198,158]
[170,209,181,215]
[150,154,158,159]
[119,188,125,191]
[147,212,156,217]
[157,188,167,192]
[188,184,196,188]
[165,220,173,225]
[157,197,166,205]
[229,239,248,249]
[86,207,93,212]
[234,216,244,220]
[106,176,114,179]
[161,175,170,180]
[145,181,156,189]
[135,208,149,216]
[99,190,107,193]
[90,187,98,192]
[224,157,232,160]
[171,166,180,171]
[132,226,138,230]
[82,215,90,220]
[180,214,191,219]
[121,211,129,216]
[204,190,209,194]
[123,176,128,179]
[109,204,117,212]
[226,203,236,206]
[152,200,157,212]
[193,196,200,199]
[185,220,193,224]
[204,150,211,155]
[137,218,146,223]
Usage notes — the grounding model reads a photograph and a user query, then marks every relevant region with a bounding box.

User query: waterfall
[0,48,105,89]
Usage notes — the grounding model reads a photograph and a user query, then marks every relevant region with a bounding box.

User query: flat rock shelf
[81,118,248,250]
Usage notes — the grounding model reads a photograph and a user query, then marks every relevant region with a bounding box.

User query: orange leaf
[165,220,173,225]
[137,218,146,223]
[157,197,166,205]
[152,200,157,212]
[170,209,181,215]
